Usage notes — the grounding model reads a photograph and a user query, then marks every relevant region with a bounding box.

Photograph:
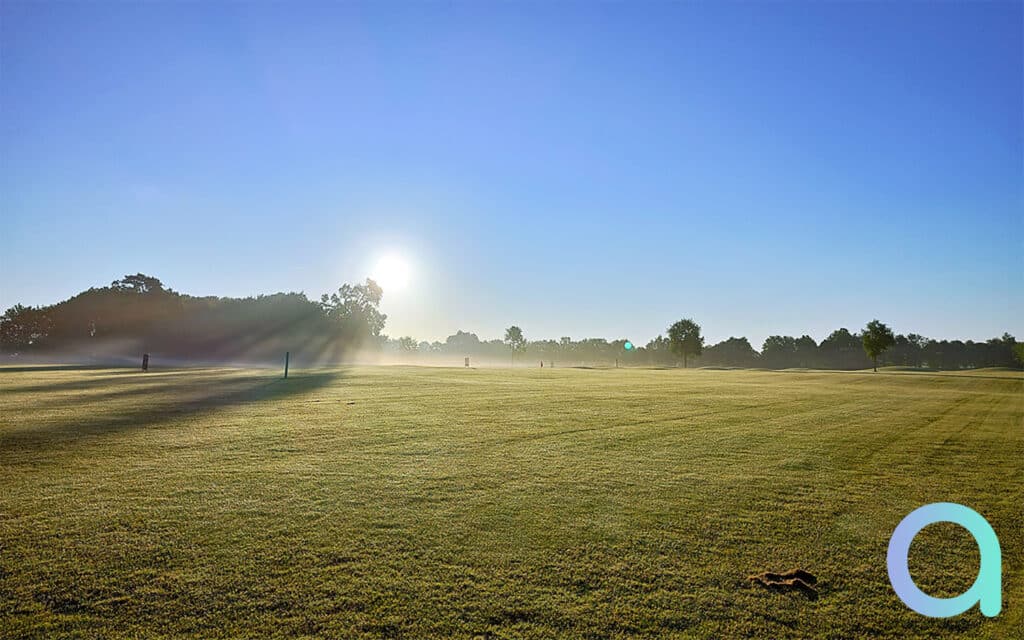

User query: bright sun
[371,253,411,292]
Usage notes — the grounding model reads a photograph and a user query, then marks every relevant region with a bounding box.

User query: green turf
[1,365,1021,638]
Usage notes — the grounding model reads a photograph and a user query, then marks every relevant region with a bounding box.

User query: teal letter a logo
[887,502,1001,617]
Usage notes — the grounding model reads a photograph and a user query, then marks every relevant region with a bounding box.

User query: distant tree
[947,340,967,369]
[1015,343,1024,368]
[111,273,166,294]
[504,325,526,365]
[320,278,387,343]
[667,318,703,368]
[761,335,797,369]
[794,335,818,368]
[862,319,896,372]
[702,336,759,367]
[907,334,928,349]
[819,327,870,370]
[445,330,481,351]
[992,333,1019,368]
[889,334,916,367]
[922,339,944,369]
[643,335,673,366]
[0,304,53,351]
[529,339,560,364]
[397,336,418,353]
[903,334,928,367]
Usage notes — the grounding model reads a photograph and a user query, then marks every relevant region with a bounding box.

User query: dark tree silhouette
[702,337,759,367]
[794,335,818,368]
[862,319,896,372]
[0,274,386,365]
[667,318,703,368]
[820,328,870,370]
[761,335,797,369]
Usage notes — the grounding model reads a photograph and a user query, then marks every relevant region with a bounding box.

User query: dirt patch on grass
[748,569,819,600]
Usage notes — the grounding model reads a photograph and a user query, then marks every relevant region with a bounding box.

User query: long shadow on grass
[2,367,260,395]
[1,369,343,455]
[0,364,116,374]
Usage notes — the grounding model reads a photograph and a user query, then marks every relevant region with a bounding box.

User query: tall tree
[320,278,387,343]
[504,325,526,366]
[862,319,896,372]
[667,318,703,368]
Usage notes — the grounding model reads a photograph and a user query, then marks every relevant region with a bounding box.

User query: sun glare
[371,253,412,293]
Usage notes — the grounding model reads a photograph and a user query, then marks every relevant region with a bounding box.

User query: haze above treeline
[2,274,1021,371]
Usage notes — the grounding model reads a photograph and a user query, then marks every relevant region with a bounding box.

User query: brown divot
[748,569,819,600]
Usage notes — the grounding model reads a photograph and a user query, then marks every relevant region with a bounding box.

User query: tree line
[0,274,387,366]
[3,274,1021,370]
[385,320,1023,371]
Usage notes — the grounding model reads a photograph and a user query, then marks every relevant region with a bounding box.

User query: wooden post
[142,353,149,372]
[284,351,290,379]
[464,357,470,368]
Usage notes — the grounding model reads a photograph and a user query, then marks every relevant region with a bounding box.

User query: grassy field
[1,365,1021,639]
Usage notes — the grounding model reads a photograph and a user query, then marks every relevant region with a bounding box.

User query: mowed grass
[1,365,1021,639]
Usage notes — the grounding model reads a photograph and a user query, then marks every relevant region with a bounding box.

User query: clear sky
[2,1,1021,348]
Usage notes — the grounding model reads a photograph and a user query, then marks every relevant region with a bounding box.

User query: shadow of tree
[0,369,343,454]
[1,367,261,395]
[0,364,115,374]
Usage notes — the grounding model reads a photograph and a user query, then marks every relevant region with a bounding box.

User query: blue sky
[2,2,1021,347]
